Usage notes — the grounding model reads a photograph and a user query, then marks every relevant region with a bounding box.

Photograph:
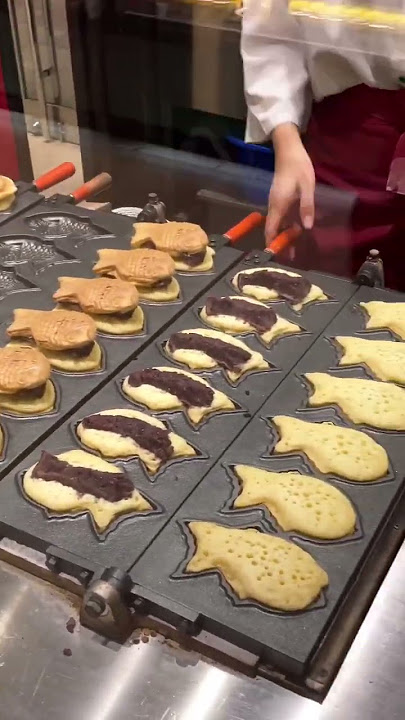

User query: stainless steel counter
[1,541,404,720]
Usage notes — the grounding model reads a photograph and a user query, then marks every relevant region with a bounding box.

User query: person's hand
[266,123,315,245]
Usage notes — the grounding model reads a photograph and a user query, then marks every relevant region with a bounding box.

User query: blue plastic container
[226,135,275,171]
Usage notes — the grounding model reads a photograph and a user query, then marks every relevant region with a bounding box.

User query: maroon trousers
[301,85,405,290]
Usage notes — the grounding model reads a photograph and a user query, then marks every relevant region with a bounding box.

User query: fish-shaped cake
[23,449,153,532]
[200,295,301,344]
[53,276,144,335]
[132,221,214,272]
[0,345,55,414]
[0,175,17,211]
[335,336,405,384]
[186,521,328,611]
[232,267,327,310]
[93,248,179,302]
[122,366,235,424]
[232,465,356,539]
[360,301,405,340]
[77,408,196,474]
[305,372,405,430]
[272,415,388,481]
[7,309,101,372]
[165,328,269,382]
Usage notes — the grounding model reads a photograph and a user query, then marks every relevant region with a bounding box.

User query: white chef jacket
[242,0,405,142]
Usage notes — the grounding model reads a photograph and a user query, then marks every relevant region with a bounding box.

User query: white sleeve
[241,0,311,142]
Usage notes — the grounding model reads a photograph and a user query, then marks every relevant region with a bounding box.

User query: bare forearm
[266,123,315,242]
[272,123,303,157]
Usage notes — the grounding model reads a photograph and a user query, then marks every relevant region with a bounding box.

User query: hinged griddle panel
[127,281,405,676]
[0,258,359,577]
[0,185,45,228]
[0,205,242,478]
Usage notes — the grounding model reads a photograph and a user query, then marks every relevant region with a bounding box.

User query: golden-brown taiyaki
[0,175,17,212]
[7,309,101,372]
[93,248,180,302]
[131,222,214,272]
[0,345,55,414]
[53,276,144,335]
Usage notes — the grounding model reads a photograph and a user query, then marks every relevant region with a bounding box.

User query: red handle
[265,226,302,256]
[223,212,265,244]
[70,172,112,204]
[34,162,76,192]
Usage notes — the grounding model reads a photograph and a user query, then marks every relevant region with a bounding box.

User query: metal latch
[356,248,385,288]
[81,567,134,642]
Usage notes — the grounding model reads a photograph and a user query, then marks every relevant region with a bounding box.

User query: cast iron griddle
[0,259,359,574]
[126,281,405,676]
[0,183,45,228]
[0,202,243,479]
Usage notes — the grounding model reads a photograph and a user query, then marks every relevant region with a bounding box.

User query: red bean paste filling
[140,240,205,267]
[205,296,277,334]
[32,451,134,502]
[65,341,95,358]
[81,413,173,463]
[12,383,46,400]
[104,272,171,290]
[237,270,311,304]
[12,334,94,358]
[177,250,206,267]
[168,333,251,372]
[149,277,172,290]
[127,368,214,408]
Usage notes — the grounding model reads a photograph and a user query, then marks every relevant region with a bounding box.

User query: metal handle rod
[40,0,60,104]
[6,0,26,100]
[22,0,51,141]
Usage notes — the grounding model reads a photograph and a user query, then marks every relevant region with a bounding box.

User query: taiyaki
[360,301,405,340]
[165,328,269,382]
[232,267,327,310]
[93,248,180,302]
[0,176,17,212]
[232,465,356,539]
[305,372,405,431]
[53,276,144,335]
[272,415,388,482]
[76,408,196,473]
[0,345,55,414]
[122,366,236,424]
[335,336,405,384]
[7,309,101,372]
[132,221,214,272]
[23,449,153,533]
[186,522,328,611]
[200,295,301,344]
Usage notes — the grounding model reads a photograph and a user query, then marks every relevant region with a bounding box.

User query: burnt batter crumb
[66,617,76,634]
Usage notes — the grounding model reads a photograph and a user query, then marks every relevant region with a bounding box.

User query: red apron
[0,55,20,179]
[304,84,405,290]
